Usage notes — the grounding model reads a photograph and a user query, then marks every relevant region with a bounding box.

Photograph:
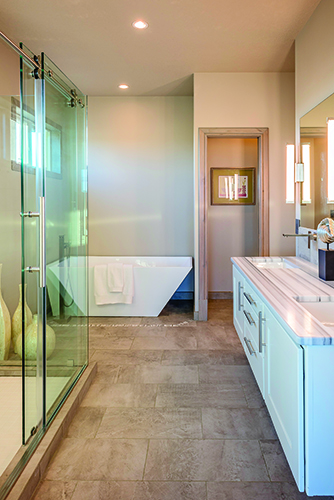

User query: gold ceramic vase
[0,263,11,361]
[16,314,56,361]
[12,284,33,354]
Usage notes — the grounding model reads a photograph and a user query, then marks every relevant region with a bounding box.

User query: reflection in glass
[300,92,334,228]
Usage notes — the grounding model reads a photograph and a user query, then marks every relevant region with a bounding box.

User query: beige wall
[194,72,295,311]
[296,0,334,141]
[88,96,194,258]
[295,0,334,227]
[207,138,258,292]
[0,41,21,315]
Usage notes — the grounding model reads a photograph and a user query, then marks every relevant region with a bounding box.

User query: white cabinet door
[304,346,334,496]
[233,265,244,341]
[264,306,304,491]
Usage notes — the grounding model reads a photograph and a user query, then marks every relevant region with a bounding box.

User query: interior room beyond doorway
[207,137,259,296]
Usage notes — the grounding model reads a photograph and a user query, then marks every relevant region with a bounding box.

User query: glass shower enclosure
[0,37,88,499]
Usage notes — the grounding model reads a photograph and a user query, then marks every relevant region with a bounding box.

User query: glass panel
[42,53,88,422]
[0,41,22,477]
[20,44,44,443]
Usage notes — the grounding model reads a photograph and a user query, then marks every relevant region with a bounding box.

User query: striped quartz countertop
[231,256,334,346]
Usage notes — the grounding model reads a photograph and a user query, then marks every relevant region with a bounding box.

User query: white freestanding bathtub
[47,256,193,317]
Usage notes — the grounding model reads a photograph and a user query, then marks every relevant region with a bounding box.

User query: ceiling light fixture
[132,20,148,30]
[118,84,129,89]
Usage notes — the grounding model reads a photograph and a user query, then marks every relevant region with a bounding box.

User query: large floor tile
[96,408,202,439]
[72,481,207,500]
[195,331,237,350]
[89,336,133,350]
[202,408,277,439]
[156,384,248,408]
[66,407,106,438]
[32,480,77,500]
[161,349,247,366]
[207,481,312,500]
[82,383,157,407]
[241,380,265,408]
[260,439,296,482]
[91,349,162,365]
[89,325,136,338]
[131,333,197,350]
[144,439,269,481]
[199,365,253,384]
[117,365,199,384]
[46,438,148,481]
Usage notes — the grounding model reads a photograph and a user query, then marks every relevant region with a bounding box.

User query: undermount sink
[294,296,334,326]
[249,257,295,270]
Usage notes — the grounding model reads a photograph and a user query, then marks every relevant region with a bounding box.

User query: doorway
[198,128,269,320]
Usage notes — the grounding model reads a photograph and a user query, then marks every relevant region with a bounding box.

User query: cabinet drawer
[242,304,264,353]
[243,281,262,317]
[243,321,264,395]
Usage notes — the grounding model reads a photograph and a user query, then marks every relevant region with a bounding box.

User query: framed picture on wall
[210,167,256,205]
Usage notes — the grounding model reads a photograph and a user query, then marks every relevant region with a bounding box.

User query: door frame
[198,127,269,321]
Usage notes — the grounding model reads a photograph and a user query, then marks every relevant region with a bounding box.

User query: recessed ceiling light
[132,20,148,30]
[118,84,129,89]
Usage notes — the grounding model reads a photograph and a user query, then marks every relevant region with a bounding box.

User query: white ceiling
[0,0,321,96]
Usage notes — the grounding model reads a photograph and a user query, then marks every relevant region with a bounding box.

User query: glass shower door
[20,47,88,441]
[42,53,88,421]
[20,44,45,443]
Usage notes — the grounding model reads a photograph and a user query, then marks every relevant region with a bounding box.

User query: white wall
[194,72,295,311]
[88,96,194,258]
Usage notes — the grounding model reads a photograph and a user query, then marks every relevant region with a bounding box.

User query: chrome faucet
[282,231,317,249]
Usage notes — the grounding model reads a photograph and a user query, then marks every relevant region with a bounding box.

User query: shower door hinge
[31,55,42,79]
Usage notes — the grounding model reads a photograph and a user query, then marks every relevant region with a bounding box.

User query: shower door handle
[39,197,46,288]
[22,197,46,288]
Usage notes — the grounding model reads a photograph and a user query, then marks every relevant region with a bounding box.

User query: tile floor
[31,300,332,500]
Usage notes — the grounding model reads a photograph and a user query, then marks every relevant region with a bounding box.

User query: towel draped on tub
[94,263,134,305]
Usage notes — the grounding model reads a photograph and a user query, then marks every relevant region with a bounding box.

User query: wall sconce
[301,143,311,203]
[327,118,334,203]
[286,144,295,203]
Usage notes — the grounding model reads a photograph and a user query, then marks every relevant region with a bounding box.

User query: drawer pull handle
[238,282,244,311]
[243,292,256,306]
[243,310,255,325]
[244,337,255,356]
[259,311,266,353]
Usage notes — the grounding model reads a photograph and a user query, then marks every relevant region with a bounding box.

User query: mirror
[300,93,334,229]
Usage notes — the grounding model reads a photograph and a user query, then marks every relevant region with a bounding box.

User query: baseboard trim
[208,292,233,300]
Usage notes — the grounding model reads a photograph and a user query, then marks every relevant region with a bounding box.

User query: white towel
[123,264,134,298]
[107,263,124,292]
[94,263,134,305]
[94,265,110,305]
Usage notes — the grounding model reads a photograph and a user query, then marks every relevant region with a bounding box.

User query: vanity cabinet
[232,260,334,496]
[232,264,304,491]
